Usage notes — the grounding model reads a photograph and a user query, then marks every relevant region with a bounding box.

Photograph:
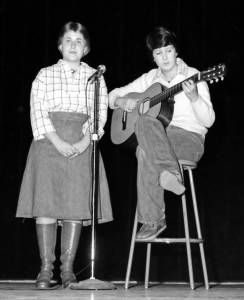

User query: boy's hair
[57,21,90,54]
[146,26,178,52]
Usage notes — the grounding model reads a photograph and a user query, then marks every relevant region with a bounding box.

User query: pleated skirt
[16,112,113,225]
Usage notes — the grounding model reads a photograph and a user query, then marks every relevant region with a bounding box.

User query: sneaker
[159,170,185,195]
[136,220,167,241]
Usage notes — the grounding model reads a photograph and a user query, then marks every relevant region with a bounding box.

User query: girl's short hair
[146,26,178,52]
[57,22,90,54]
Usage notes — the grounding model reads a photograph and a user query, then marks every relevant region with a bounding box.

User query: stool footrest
[136,238,204,244]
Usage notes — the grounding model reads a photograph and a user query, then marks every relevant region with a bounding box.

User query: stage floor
[0,282,244,299]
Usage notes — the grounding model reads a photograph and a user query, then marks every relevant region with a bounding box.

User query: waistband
[48,111,88,122]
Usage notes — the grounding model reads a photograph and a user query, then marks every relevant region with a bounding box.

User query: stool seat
[179,159,197,169]
[125,160,209,290]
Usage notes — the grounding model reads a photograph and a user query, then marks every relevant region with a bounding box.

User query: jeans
[135,115,204,225]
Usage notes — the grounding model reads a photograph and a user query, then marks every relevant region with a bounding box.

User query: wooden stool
[125,160,209,290]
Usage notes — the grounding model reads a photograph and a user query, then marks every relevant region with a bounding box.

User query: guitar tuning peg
[221,76,224,81]
[210,80,213,84]
[215,78,219,82]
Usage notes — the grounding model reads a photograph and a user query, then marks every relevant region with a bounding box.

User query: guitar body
[110,82,174,145]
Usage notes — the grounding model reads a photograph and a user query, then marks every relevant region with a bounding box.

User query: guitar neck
[150,73,199,107]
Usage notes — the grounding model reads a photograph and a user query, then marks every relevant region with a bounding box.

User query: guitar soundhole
[139,99,150,115]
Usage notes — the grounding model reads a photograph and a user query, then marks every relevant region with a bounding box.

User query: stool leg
[181,193,195,289]
[188,169,209,289]
[125,211,138,289]
[180,165,195,289]
[145,243,151,288]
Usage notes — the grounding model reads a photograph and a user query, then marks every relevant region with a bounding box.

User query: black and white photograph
[0,0,243,299]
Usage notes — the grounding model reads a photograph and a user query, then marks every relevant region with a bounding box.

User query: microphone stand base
[69,278,117,290]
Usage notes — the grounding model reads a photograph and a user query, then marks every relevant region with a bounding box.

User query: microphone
[88,65,106,83]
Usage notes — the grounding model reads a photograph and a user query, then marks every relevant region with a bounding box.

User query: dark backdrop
[0,0,243,283]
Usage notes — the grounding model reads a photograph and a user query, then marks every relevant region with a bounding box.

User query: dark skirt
[16,112,113,225]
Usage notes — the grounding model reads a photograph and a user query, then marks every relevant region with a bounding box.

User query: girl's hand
[182,80,199,102]
[45,132,77,157]
[55,140,78,157]
[70,129,91,158]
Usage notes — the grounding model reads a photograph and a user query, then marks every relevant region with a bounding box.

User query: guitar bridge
[122,111,127,130]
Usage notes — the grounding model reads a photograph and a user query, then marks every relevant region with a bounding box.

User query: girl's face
[59,30,88,64]
[152,45,177,73]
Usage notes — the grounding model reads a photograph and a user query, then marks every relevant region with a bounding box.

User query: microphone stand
[70,74,116,290]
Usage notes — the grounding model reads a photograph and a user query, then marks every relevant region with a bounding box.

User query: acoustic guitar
[110,64,226,145]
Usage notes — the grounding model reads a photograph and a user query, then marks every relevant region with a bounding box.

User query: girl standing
[16,21,112,288]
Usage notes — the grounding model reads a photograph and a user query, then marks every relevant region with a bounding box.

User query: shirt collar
[58,59,83,73]
[154,66,186,85]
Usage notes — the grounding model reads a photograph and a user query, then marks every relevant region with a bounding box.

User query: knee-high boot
[60,221,82,288]
[36,223,57,289]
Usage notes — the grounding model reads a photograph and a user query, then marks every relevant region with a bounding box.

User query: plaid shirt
[30,59,108,140]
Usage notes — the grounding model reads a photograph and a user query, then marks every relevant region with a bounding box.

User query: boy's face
[152,45,178,72]
[59,30,88,64]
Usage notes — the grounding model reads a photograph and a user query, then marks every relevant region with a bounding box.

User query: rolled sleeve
[108,72,153,109]
[30,71,55,140]
[98,76,108,132]
[191,81,215,128]
[84,76,108,138]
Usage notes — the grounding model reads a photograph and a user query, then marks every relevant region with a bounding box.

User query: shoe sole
[160,171,185,195]
[136,224,167,241]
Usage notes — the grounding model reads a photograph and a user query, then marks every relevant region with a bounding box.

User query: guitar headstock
[200,64,226,84]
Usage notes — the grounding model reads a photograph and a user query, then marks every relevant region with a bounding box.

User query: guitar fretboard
[149,73,199,107]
